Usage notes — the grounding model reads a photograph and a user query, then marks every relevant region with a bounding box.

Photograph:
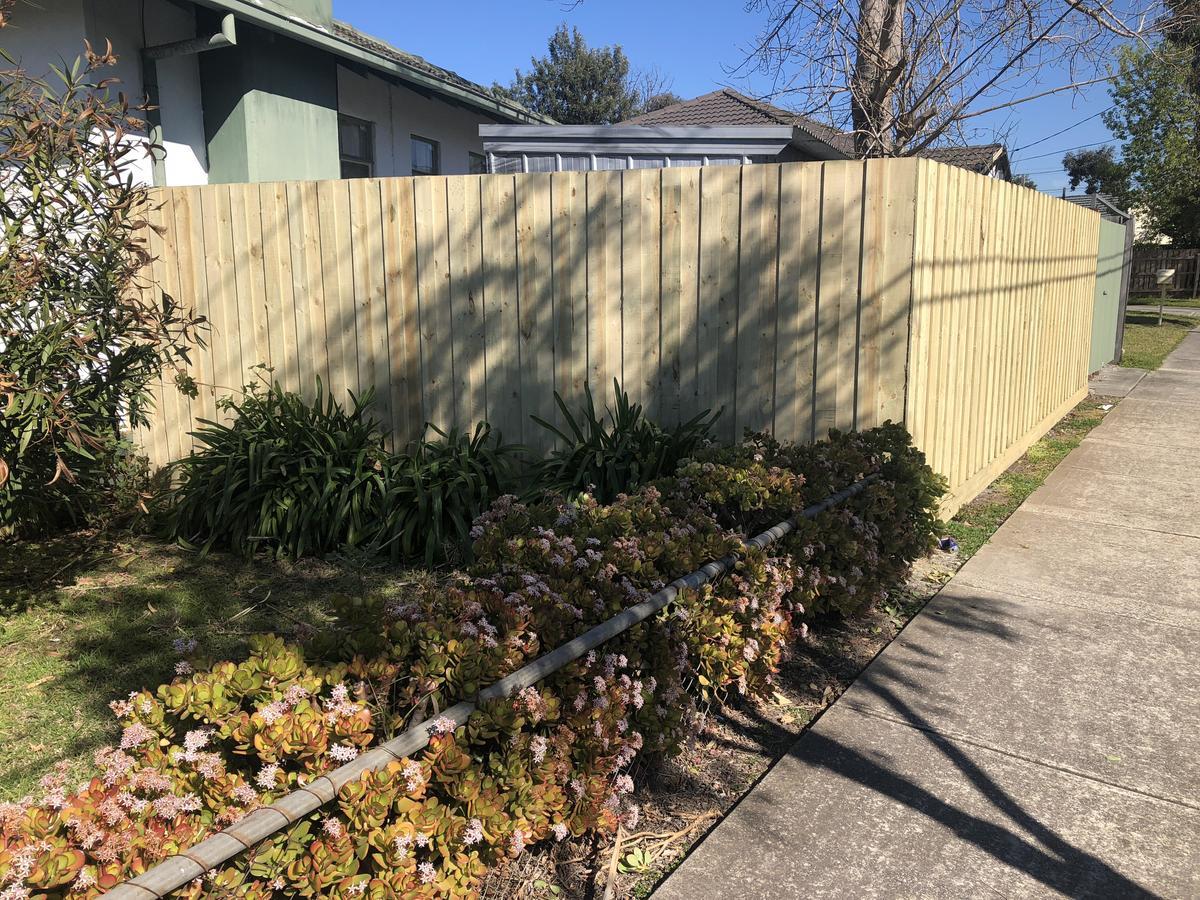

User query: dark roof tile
[622,89,856,156]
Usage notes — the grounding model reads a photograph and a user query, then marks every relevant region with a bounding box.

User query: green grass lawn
[1120,311,1195,370]
[0,538,431,799]
[945,398,1112,559]
[1129,295,1200,309]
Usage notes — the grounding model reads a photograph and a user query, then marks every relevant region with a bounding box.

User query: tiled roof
[919,143,1006,174]
[331,21,549,124]
[622,89,856,157]
[623,91,1014,177]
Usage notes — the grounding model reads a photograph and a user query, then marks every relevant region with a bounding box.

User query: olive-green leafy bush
[533,379,720,503]
[0,424,942,898]
[0,45,203,535]
[169,380,521,565]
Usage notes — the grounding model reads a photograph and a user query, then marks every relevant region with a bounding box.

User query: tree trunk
[852,0,906,156]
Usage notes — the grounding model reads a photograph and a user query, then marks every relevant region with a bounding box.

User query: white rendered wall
[337,66,499,176]
[2,0,208,186]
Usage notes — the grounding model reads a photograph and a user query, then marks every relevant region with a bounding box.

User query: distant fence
[135,159,1101,516]
[1130,246,1200,296]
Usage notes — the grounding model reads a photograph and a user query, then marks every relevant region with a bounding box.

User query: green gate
[1090,219,1129,373]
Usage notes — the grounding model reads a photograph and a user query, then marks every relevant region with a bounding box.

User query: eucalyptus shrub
[0,41,204,535]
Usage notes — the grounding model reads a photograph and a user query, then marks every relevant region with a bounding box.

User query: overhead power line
[1017,138,1117,163]
[1012,106,1114,154]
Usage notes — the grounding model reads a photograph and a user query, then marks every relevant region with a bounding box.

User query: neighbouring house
[2,0,549,187]
[1063,192,1132,227]
[480,88,1013,178]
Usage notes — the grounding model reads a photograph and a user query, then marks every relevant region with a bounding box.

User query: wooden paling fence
[136,159,1101,516]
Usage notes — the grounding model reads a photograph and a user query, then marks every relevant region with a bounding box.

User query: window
[338,115,374,179]
[411,135,440,176]
[469,152,487,174]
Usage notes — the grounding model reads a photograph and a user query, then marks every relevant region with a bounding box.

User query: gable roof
[623,89,856,157]
[623,89,1012,177]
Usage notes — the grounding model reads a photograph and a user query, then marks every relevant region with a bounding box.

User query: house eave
[479,124,843,159]
[189,0,554,124]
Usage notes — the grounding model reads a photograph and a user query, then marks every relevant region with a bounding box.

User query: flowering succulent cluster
[0,424,942,898]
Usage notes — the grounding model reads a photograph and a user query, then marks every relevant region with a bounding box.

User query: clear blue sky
[334,0,1116,194]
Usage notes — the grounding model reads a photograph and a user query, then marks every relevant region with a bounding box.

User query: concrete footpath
[655,330,1200,899]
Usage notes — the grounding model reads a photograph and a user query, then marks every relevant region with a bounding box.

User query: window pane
[558,154,591,171]
[411,135,439,175]
[525,154,556,172]
[630,156,666,169]
[594,155,627,170]
[338,117,372,163]
[341,160,371,179]
[469,152,487,174]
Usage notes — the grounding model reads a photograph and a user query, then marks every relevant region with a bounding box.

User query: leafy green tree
[1009,173,1039,189]
[640,91,683,114]
[1062,146,1129,195]
[1105,43,1200,244]
[496,25,643,124]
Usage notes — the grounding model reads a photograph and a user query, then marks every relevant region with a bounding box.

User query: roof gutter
[187,0,553,125]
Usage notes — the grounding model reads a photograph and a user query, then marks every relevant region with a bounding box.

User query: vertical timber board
[813,162,840,440]
[380,178,423,447]
[696,165,740,444]
[287,181,329,394]
[677,167,701,422]
[660,167,684,424]
[481,174,523,444]
[816,161,865,436]
[200,184,241,423]
[142,196,173,465]
[350,178,393,437]
[962,172,987,483]
[984,179,1009,464]
[447,175,486,430]
[413,177,453,430]
[735,163,780,436]
[876,158,917,426]
[316,179,358,403]
[259,183,300,393]
[172,188,214,432]
[902,160,929,456]
[585,171,623,402]
[515,173,554,449]
[926,162,953,477]
[857,160,884,430]
[551,172,587,422]
[620,169,661,413]
[228,184,270,394]
[774,163,807,442]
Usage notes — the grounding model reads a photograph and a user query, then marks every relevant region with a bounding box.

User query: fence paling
[103,475,879,899]
[135,159,1102,520]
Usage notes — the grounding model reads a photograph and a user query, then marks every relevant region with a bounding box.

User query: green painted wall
[1090,219,1127,373]
[199,21,339,184]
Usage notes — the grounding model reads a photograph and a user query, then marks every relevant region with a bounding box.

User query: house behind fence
[135,158,1104,517]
